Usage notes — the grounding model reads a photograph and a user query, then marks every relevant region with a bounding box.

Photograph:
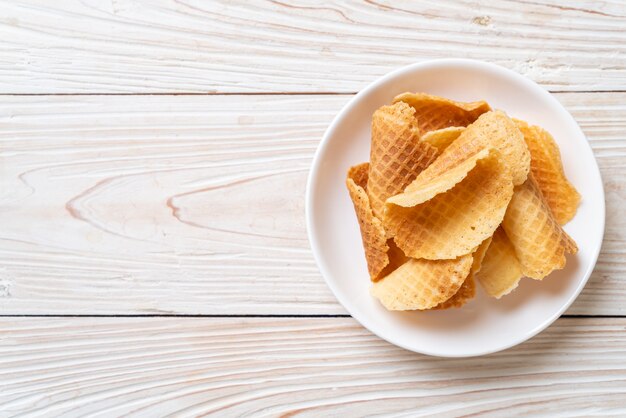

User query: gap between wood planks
[0,90,624,96]
[0,314,624,318]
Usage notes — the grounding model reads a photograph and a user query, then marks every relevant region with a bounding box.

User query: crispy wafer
[514,119,580,225]
[434,237,491,309]
[367,102,439,219]
[393,92,490,133]
[421,126,465,152]
[346,163,390,281]
[502,173,578,280]
[476,227,523,298]
[385,149,513,260]
[371,254,473,310]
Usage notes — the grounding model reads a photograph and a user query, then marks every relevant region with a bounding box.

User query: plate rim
[305,58,606,357]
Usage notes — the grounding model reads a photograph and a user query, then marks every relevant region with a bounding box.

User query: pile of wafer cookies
[346,93,579,311]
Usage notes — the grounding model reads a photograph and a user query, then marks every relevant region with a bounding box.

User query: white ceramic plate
[306,59,605,357]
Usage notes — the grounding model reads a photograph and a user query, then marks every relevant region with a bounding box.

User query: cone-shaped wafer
[514,119,580,225]
[502,173,578,280]
[346,163,389,281]
[370,254,473,311]
[367,102,439,219]
[385,149,513,260]
[433,237,491,309]
[476,227,523,298]
[421,126,465,152]
[393,92,491,133]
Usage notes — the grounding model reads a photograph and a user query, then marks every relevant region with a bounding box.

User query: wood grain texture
[0,317,625,417]
[0,0,624,93]
[0,93,623,315]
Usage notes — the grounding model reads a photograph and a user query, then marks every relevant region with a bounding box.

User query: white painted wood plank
[0,317,625,417]
[0,0,624,93]
[0,93,623,315]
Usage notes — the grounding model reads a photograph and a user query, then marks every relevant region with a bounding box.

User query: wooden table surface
[0,1,625,416]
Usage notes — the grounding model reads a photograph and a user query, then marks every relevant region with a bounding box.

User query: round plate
[305,59,605,357]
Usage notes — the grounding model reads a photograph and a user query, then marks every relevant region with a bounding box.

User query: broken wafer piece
[393,92,491,133]
[476,227,523,298]
[385,148,513,260]
[346,163,390,281]
[370,254,473,311]
[420,126,465,152]
[514,119,580,225]
[434,236,492,309]
[502,173,578,280]
[367,102,439,220]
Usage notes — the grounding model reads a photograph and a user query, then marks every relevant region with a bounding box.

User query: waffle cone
[476,227,523,298]
[385,149,513,260]
[346,163,390,281]
[514,119,580,225]
[502,173,578,280]
[421,126,465,152]
[367,102,439,219]
[370,254,473,311]
[393,92,491,134]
